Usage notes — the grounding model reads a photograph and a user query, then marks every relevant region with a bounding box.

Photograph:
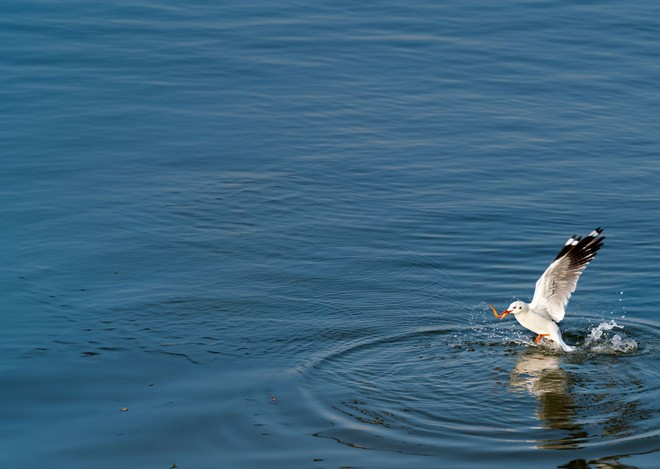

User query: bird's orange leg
[535,334,549,344]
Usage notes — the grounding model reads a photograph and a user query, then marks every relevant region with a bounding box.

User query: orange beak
[490,304,511,319]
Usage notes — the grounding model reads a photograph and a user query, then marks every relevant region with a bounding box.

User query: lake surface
[1,0,659,467]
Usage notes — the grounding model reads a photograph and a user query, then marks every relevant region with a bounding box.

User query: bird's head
[490,300,526,319]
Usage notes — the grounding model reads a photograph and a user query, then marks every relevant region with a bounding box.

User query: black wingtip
[554,228,605,262]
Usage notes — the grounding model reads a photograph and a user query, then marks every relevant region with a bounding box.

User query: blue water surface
[1,1,659,468]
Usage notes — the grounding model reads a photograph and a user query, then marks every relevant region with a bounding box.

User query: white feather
[529,256,586,322]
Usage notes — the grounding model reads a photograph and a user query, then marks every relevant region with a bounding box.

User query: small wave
[582,320,638,354]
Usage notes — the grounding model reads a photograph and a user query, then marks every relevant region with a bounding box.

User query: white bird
[490,228,605,352]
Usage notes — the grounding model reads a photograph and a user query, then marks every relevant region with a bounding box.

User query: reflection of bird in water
[509,351,587,450]
[491,228,605,352]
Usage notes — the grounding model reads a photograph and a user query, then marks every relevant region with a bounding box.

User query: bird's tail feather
[552,331,575,352]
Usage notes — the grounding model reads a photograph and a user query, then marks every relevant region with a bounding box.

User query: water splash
[583,320,637,354]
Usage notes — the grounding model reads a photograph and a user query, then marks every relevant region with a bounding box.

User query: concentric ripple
[301,317,660,464]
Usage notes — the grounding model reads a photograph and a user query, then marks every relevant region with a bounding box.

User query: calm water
[2,0,659,467]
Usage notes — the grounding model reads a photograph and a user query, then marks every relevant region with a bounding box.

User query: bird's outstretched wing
[530,228,605,322]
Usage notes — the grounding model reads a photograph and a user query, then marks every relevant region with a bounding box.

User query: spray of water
[582,319,638,354]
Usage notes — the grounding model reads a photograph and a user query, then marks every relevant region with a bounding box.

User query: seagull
[490,228,605,352]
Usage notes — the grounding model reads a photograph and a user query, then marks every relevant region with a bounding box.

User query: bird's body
[490,228,606,352]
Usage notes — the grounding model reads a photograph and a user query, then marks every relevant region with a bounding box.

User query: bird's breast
[514,311,553,335]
